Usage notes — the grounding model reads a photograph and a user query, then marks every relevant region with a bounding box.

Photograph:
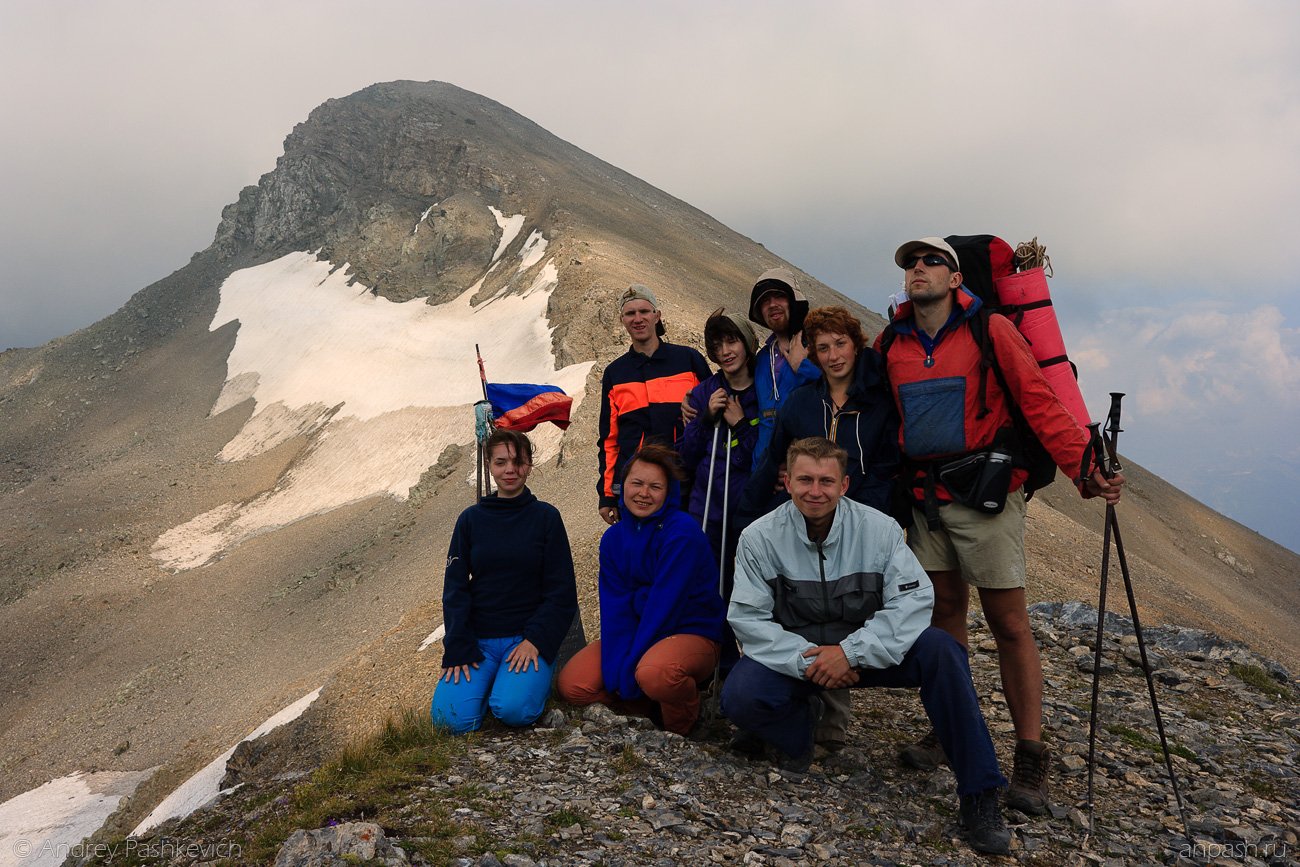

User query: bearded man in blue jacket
[721,437,1011,856]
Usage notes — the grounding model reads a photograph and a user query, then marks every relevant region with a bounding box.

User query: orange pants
[557,635,719,735]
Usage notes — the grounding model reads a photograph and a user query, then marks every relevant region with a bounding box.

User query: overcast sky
[3,0,1298,552]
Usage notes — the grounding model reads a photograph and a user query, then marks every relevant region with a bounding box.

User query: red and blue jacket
[879,287,1094,503]
[597,341,710,509]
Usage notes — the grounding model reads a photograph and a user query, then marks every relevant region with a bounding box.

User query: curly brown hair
[802,306,867,368]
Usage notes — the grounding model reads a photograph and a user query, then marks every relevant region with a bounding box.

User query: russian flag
[485,382,573,432]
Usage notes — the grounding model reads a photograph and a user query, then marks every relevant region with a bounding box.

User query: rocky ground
[79,604,1298,867]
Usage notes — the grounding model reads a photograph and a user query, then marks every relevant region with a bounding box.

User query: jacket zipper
[817,541,829,645]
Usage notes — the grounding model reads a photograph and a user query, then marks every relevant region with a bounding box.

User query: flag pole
[475,344,489,401]
[474,345,493,500]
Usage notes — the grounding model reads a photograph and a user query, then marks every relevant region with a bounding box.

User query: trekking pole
[719,429,732,594]
[473,400,495,502]
[1084,395,1193,843]
[1084,420,1111,836]
[1102,395,1192,843]
[710,427,733,707]
[701,421,721,532]
[696,416,722,719]
[474,344,493,502]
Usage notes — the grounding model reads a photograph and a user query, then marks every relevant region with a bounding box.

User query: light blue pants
[430,635,554,734]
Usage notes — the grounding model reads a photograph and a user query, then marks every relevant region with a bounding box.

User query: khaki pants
[816,688,852,746]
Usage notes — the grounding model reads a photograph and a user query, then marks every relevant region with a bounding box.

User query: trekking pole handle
[1105,393,1125,475]
[1084,423,1107,481]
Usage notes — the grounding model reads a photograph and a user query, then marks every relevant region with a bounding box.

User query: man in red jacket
[879,237,1124,815]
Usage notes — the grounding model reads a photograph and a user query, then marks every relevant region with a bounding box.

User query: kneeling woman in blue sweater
[431,429,579,734]
[557,444,725,734]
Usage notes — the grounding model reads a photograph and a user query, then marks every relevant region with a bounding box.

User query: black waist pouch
[937,450,1013,514]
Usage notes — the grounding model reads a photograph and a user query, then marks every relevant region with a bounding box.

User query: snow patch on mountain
[0,770,152,867]
[152,236,589,570]
[418,623,446,653]
[411,202,438,236]
[526,261,559,296]
[517,229,547,272]
[489,206,525,263]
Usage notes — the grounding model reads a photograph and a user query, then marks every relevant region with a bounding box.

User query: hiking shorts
[907,491,1027,589]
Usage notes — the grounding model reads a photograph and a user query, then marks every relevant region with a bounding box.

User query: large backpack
[944,235,1092,430]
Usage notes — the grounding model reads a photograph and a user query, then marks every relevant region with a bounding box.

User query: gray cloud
[1070,299,1300,551]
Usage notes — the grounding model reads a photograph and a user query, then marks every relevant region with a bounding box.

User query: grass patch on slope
[1105,724,1198,762]
[1229,663,1293,700]
[243,707,479,863]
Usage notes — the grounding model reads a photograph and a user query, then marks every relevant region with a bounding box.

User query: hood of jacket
[748,268,809,334]
[618,474,684,526]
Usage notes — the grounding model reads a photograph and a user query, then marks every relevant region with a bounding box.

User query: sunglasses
[902,254,954,270]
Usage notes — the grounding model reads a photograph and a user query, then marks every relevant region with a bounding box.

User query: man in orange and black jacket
[596,285,710,526]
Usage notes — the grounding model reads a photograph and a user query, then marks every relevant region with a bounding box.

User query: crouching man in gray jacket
[721,436,1011,855]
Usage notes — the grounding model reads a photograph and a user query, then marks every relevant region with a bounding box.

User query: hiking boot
[959,788,1011,855]
[776,746,814,775]
[1006,739,1051,815]
[685,715,712,742]
[899,729,948,770]
[813,740,844,761]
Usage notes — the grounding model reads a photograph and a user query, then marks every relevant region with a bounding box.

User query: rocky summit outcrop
[2,79,1299,859]
[84,606,1298,866]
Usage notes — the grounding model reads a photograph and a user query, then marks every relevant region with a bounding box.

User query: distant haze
[3,0,1297,552]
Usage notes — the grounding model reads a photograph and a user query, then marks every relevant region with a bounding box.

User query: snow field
[153,209,588,569]
[0,771,152,867]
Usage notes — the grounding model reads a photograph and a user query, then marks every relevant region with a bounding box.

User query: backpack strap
[967,308,996,420]
[979,315,1068,499]
[877,322,898,360]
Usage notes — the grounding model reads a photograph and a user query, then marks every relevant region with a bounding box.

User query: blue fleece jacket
[752,335,821,470]
[441,489,579,668]
[676,371,759,525]
[598,480,725,700]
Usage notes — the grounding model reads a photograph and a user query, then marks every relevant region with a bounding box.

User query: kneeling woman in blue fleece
[557,444,725,735]
[431,428,579,734]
